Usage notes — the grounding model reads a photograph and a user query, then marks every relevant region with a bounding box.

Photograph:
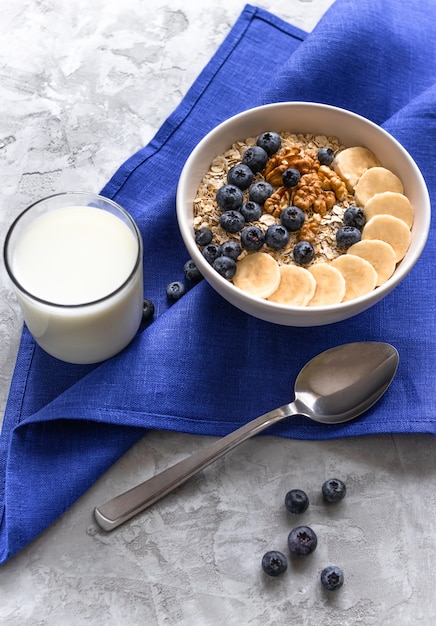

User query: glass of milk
[3,192,144,364]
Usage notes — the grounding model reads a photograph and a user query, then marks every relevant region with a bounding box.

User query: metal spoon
[94,341,398,531]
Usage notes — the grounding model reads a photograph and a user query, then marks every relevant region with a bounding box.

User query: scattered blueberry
[288,526,318,558]
[202,243,222,264]
[141,298,155,322]
[221,240,241,260]
[285,489,309,514]
[227,163,254,190]
[220,210,245,233]
[240,200,262,222]
[257,131,282,157]
[242,145,269,173]
[280,206,305,232]
[213,255,237,280]
[320,566,344,591]
[265,224,290,250]
[166,281,186,302]
[282,168,301,188]
[261,551,288,577]
[293,241,314,265]
[317,147,335,166]
[240,225,265,251]
[249,181,274,205]
[216,184,244,211]
[336,226,361,248]
[183,259,203,283]
[322,478,347,503]
[343,205,366,228]
[195,227,213,247]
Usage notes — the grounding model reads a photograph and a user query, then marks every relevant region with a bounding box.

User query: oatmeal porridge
[192,131,412,306]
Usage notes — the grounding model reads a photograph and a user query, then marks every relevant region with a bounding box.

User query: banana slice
[364,191,413,228]
[307,263,346,306]
[333,146,381,191]
[332,255,377,301]
[361,214,411,262]
[347,239,397,286]
[354,167,404,206]
[233,252,281,298]
[267,264,316,306]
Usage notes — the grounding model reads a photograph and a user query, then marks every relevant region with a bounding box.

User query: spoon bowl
[292,341,399,423]
[94,341,399,531]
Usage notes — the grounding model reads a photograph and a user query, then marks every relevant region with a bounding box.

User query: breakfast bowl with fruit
[176,102,430,326]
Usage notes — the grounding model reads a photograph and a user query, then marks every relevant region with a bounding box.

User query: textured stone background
[1,2,435,625]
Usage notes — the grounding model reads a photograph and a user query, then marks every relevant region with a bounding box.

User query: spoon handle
[94,402,296,531]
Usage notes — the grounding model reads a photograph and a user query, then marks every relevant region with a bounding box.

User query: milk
[5,196,143,363]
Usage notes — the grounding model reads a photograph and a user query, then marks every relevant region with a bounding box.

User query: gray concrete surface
[1,2,435,624]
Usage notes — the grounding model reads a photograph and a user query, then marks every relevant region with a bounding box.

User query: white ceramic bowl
[176,102,430,326]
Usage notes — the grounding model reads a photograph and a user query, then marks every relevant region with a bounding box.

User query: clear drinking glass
[4,192,143,364]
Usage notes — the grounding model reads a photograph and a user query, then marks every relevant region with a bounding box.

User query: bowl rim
[176,102,430,317]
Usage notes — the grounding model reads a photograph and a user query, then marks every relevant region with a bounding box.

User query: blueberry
[240,200,262,223]
[317,147,335,166]
[213,255,237,280]
[166,281,186,302]
[240,225,265,251]
[141,298,155,322]
[282,168,301,187]
[285,489,309,514]
[320,566,344,591]
[336,226,361,248]
[195,227,213,247]
[227,163,254,190]
[220,210,245,233]
[288,526,318,558]
[202,243,222,264]
[343,205,366,228]
[265,224,290,250]
[183,259,203,283]
[221,240,241,260]
[293,241,314,265]
[216,184,244,211]
[280,206,305,232]
[242,145,269,173]
[249,181,274,205]
[322,478,346,503]
[261,551,288,577]
[257,131,282,157]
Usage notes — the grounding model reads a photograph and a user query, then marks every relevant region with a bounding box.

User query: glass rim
[3,192,143,309]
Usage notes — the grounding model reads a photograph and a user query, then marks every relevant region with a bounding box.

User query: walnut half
[264,187,292,217]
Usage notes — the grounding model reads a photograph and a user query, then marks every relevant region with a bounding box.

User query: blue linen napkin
[1,0,435,563]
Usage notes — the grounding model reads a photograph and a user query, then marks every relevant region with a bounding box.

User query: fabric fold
[1,0,435,563]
